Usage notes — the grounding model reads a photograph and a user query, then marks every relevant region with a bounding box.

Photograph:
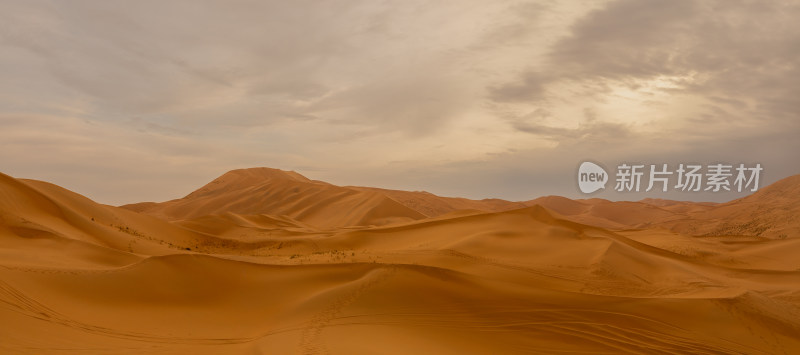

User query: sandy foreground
[1,168,799,354]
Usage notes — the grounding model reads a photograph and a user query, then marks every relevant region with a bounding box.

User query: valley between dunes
[2,167,800,354]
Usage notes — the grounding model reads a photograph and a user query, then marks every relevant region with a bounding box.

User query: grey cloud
[491,0,799,92]
[486,0,697,104]
[490,0,800,144]
[549,0,696,79]
[313,69,469,136]
[510,107,633,143]
[1,0,494,135]
[1,1,364,121]
[488,71,552,103]
[128,118,192,136]
[472,2,550,50]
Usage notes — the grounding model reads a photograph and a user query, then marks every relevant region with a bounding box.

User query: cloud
[488,71,552,103]
[487,0,799,155]
[510,108,633,144]
[549,0,696,80]
[0,0,797,204]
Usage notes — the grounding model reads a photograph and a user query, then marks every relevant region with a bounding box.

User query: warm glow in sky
[1,0,798,204]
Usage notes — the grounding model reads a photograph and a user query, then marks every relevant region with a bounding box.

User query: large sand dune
[2,168,800,354]
[123,168,427,228]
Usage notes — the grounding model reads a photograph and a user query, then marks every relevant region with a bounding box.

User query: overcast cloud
[1,0,798,204]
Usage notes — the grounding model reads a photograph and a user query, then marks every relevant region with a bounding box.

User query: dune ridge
[127,168,800,239]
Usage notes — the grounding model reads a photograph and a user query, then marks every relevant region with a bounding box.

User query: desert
[1,167,799,354]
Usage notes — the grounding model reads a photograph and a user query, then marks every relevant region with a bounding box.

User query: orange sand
[1,168,799,354]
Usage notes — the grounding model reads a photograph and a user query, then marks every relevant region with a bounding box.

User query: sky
[1,0,799,205]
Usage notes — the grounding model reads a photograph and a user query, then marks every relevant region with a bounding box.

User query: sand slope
[3,169,800,354]
[662,175,800,239]
[0,172,214,269]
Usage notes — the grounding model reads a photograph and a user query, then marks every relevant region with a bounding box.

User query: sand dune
[2,168,800,354]
[529,175,800,240]
[662,175,800,239]
[348,186,527,217]
[124,168,427,228]
[523,195,681,229]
